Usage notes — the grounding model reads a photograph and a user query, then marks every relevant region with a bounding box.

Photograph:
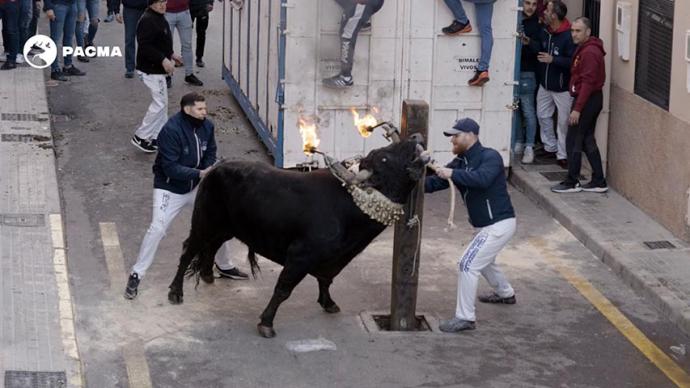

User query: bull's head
[353,137,430,204]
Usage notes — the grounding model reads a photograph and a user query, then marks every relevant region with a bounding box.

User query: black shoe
[0,61,16,70]
[551,181,582,193]
[166,75,172,89]
[51,71,68,81]
[442,20,472,35]
[63,65,86,76]
[322,74,353,89]
[478,292,516,304]
[150,138,158,150]
[216,265,249,280]
[468,70,490,87]
[360,21,371,31]
[185,74,203,86]
[76,55,90,63]
[535,148,557,158]
[125,71,135,79]
[130,135,157,153]
[582,180,608,193]
[196,59,205,68]
[557,159,568,169]
[124,273,140,300]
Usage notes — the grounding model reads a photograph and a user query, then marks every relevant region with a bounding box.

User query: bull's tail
[248,249,260,278]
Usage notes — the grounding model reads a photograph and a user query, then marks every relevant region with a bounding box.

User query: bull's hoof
[257,324,276,338]
[168,290,184,304]
[200,273,215,284]
[323,304,341,314]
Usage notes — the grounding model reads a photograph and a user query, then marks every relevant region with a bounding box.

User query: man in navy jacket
[125,92,248,300]
[425,118,517,332]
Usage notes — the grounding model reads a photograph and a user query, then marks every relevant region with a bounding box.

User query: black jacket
[136,9,173,75]
[114,0,147,12]
[153,112,217,194]
[528,19,576,92]
[520,12,540,73]
[189,0,212,13]
[425,142,515,228]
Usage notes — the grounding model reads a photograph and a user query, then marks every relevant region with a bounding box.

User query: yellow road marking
[50,214,84,388]
[99,222,154,388]
[122,343,154,388]
[99,222,128,291]
[542,251,690,387]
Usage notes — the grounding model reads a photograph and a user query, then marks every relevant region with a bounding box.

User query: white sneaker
[513,142,524,154]
[521,146,534,164]
[15,54,24,64]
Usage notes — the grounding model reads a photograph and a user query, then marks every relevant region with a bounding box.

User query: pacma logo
[23,35,122,69]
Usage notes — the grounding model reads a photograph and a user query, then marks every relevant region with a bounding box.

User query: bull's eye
[382,158,387,163]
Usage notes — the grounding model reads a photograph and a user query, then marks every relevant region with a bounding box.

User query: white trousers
[134,72,168,141]
[132,188,235,278]
[455,217,516,322]
[537,86,573,160]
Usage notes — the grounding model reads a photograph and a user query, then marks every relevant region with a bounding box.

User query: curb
[509,168,690,338]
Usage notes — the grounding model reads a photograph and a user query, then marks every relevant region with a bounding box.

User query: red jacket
[569,36,606,113]
[165,0,188,13]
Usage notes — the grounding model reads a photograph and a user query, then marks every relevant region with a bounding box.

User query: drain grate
[1,113,39,122]
[1,214,45,227]
[643,240,676,250]
[5,371,66,388]
[1,134,51,143]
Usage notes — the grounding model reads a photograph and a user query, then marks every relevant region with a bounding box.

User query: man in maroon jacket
[551,17,607,193]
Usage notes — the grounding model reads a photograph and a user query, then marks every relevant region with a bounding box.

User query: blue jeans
[18,0,32,51]
[443,0,494,71]
[75,0,99,47]
[514,71,537,147]
[165,10,193,76]
[0,1,19,61]
[28,0,40,37]
[123,6,144,72]
[49,2,77,72]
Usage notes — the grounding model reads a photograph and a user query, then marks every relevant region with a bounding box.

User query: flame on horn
[298,115,320,154]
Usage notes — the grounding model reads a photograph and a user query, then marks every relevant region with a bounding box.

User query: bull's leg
[198,238,227,284]
[168,237,201,304]
[316,277,340,313]
[258,265,309,338]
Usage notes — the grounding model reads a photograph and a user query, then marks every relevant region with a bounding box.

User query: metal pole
[390,100,428,331]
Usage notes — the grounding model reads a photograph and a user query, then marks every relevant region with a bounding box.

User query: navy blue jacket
[43,0,76,11]
[520,12,541,73]
[528,19,575,92]
[425,142,515,228]
[153,112,217,194]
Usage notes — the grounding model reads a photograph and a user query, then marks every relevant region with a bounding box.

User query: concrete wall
[606,0,690,241]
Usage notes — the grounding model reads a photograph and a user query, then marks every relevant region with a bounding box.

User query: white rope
[428,163,457,232]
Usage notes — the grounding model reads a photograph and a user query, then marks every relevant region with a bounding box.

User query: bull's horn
[412,144,431,165]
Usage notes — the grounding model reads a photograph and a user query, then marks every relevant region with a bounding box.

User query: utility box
[616,1,632,61]
[222,0,519,167]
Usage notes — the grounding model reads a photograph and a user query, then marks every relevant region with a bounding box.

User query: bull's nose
[409,133,425,144]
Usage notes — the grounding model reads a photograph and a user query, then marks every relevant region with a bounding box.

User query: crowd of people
[0,0,211,83]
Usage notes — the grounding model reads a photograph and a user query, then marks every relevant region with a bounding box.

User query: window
[634,0,674,110]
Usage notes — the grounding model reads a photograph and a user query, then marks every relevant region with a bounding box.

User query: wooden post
[390,100,428,331]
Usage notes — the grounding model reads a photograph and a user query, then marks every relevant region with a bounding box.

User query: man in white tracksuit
[425,118,517,332]
[125,92,248,300]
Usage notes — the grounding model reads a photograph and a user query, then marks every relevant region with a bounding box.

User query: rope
[427,163,457,232]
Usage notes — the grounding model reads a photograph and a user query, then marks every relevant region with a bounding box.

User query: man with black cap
[425,117,517,333]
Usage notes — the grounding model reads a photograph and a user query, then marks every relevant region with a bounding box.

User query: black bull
[168,139,428,338]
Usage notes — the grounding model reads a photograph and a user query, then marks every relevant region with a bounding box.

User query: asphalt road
[46,7,690,388]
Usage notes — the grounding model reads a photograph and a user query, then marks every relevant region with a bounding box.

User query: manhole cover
[1,113,39,122]
[643,240,676,250]
[4,371,66,388]
[1,214,45,227]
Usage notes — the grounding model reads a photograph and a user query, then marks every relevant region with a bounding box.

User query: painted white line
[49,214,84,388]
[99,222,154,388]
[99,222,128,291]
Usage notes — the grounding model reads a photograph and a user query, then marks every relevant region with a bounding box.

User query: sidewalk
[0,68,82,387]
[510,159,690,336]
